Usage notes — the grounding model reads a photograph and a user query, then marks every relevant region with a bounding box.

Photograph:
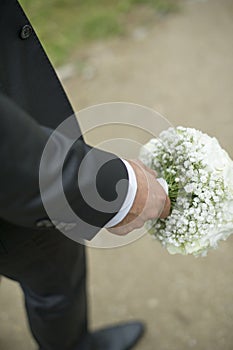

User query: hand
[107,159,170,236]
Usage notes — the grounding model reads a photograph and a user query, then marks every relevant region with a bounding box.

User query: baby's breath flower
[140,126,233,256]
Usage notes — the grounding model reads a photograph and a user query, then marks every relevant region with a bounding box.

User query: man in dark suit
[0,1,170,349]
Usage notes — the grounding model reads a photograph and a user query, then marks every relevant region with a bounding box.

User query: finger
[107,227,130,236]
[159,196,171,219]
[107,216,144,235]
[107,220,133,235]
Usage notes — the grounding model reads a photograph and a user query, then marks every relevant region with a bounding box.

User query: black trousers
[0,220,88,350]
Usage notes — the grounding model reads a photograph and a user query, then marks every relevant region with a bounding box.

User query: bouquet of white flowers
[139,127,233,256]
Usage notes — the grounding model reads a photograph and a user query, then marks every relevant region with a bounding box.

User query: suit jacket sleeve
[0,92,129,240]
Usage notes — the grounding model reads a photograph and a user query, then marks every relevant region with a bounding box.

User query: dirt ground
[0,0,233,349]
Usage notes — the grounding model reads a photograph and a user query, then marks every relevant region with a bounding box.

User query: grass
[19,0,179,66]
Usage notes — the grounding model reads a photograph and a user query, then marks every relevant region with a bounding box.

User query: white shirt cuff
[104,159,137,228]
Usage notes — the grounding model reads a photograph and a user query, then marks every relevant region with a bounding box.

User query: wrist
[125,160,148,217]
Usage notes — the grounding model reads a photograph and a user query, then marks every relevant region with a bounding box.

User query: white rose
[202,136,232,172]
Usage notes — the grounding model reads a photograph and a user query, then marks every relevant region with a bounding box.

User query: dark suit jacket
[0,0,129,240]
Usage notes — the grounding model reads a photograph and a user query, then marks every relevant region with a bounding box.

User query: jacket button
[20,24,32,39]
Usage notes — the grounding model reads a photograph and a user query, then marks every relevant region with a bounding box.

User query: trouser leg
[0,224,88,350]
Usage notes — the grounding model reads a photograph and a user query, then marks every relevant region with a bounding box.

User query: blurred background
[0,0,233,349]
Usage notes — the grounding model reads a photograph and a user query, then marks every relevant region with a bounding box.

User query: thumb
[159,196,171,219]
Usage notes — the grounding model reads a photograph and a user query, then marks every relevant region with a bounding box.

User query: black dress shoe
[79,321,145,350]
